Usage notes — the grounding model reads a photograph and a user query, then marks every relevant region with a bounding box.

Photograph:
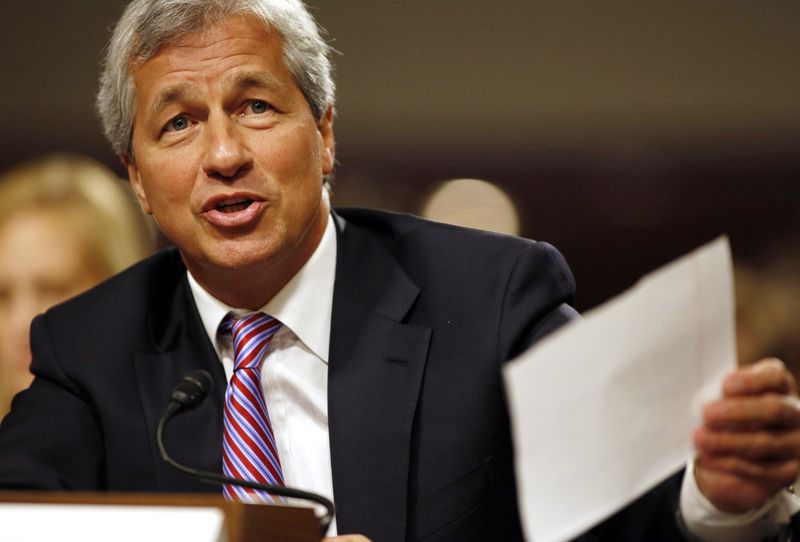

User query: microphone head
[169,370,213,414]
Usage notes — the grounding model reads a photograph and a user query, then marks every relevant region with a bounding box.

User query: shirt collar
[187,213,337,363]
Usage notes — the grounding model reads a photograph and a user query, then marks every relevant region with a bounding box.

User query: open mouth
[216,197,253,213]
[203,195,265,228]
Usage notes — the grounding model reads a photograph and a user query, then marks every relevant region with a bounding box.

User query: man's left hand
[694,358,800,513]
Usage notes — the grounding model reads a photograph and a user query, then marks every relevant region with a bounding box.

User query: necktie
[220,312,284,502]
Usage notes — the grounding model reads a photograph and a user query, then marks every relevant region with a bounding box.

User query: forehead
[130,15,291,104]
[162,13,280,60]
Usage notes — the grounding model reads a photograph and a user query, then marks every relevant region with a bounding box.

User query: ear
[318,105,335,175]
[120,152,153,215]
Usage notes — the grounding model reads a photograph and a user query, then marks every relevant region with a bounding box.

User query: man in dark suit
[1,1,799,540]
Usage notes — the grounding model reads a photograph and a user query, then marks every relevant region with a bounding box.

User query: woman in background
[0,153,154,416]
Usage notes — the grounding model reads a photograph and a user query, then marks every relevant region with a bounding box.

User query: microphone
[157,370,334,536]
[166,369,213,414]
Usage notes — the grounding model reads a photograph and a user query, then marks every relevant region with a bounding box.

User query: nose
[201,115,253,179]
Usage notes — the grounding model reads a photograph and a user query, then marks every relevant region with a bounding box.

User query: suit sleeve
[0,313,105,490]
[497,241,579,362]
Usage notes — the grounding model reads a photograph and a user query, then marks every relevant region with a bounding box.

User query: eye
[164,115,190,133]
[247,100,272,115]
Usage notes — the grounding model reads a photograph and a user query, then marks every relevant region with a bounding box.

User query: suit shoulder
[334,208,576,359]
[335,206,535,247]
[335,206,564,268]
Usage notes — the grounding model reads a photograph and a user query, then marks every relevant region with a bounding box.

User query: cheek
[131,138,195,207]
[139,163,194,211]
[263,124,323,177]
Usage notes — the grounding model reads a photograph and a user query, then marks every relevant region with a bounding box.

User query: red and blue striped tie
[220,312,284,502]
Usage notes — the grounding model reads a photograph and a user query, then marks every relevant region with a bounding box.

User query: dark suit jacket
[0,208,686,541]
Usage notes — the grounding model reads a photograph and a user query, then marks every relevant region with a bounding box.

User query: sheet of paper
[503,237,736,542]
[0,504,225,542]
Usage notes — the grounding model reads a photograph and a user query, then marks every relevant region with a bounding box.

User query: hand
[322,535,372,542]
[694,358,800,513]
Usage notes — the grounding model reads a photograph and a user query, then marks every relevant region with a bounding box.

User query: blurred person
[420,178,521,235]
[0,2,797,541]
[736,249,800,376]
[0,154,154,414]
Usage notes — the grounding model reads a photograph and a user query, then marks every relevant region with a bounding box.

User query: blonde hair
[0,153,154,277]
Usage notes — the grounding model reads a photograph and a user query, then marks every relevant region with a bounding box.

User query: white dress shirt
[186,211,795,540]
[680,458,800,541]
[188,214,338,534]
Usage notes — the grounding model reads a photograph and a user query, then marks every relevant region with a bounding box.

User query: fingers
[695,425,800,461]
[322,535,372,542]
[692,358,800,512]
[703,394,800,430]
[696,455,800,484]
[723,358,798,398]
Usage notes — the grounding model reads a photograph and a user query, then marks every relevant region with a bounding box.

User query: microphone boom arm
[157,371,334,537]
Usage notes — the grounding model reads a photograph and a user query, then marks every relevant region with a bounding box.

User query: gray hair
[96,0,335,158]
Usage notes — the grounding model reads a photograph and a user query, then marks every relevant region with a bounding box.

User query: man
[0,1,798,540]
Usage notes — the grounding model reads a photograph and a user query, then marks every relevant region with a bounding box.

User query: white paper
[503,237,736,542]
[0,504,225,542]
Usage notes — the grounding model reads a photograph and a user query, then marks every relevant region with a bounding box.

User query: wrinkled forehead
[129,15,288,94]
[130,11,278,66]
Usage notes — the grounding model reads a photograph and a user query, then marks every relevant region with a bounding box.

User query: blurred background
[0,1,797,362]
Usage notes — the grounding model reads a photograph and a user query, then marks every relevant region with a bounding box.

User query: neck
[186,208,329,310]
[195,261,300,310]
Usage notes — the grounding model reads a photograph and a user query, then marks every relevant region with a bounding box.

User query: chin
[207,238,283,270]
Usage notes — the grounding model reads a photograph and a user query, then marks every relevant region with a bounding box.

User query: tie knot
[220,312,281,371]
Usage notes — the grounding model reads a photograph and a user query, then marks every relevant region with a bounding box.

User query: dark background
[1,1,798,311]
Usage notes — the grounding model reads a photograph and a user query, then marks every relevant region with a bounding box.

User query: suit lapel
[329,214,432,542]
[132,258,227,492]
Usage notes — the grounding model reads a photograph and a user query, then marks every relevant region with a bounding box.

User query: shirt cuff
[679,458,800,542]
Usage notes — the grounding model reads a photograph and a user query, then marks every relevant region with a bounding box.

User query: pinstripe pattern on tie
[220,312,283,502]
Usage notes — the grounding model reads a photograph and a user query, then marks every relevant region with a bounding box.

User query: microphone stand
[157,372,334,537]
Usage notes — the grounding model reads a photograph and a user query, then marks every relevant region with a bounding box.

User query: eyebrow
[150,81,200,116]
[222,71,285,95]
[148,71,285,117]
